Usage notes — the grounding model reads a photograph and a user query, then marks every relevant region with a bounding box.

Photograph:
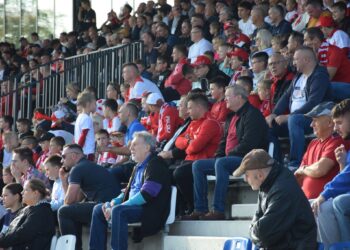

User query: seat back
[50,235,57,250]
[55,235,76,250]
[165,186,177,225]
[329,241,350,250]
[223,237,252,250]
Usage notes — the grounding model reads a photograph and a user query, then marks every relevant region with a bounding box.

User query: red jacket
[164,58,192,95]
[157,103,182,143]
[210,99,230,124]
[175,112,222,161]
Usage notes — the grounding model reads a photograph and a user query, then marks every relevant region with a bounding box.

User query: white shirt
[74,113,95,155]
[49,130,74,144]
[103,116,121,134]
[285,10,298,23]
[239,17,256,37]
[327,30,350,50]
[51,178,65,211]
[292,12,310,32]
[188,38,213,63]
[291,74,308,112]
[130,77,163,100]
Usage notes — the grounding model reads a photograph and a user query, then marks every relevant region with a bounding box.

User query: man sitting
[89,132,171,250]
[184,85,268,220]
[294,102,348,199]
[233,149,317,249]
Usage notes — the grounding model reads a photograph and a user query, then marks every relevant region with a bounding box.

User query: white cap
[146,93,164,105]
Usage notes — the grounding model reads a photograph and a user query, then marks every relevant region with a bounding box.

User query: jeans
[89,203,143,250]
[269,114,312,167]
[331,82,350,102]
[333,194,350,242]
[192,156,242,213]
[58,202,97,250]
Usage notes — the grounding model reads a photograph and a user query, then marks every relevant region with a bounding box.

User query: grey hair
[256,29,272,50]
[226,84,249,100]
[133,131,157,151]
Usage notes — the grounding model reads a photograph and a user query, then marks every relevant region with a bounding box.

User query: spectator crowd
[1,0,350,249]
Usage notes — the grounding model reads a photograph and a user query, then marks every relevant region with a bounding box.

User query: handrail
[0,41,144,122]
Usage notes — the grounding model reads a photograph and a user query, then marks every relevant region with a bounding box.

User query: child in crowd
[75,91,96,160]
[49,136,65,156]
[2,167,15,185]
[236,76,261,109]
[1,132,19,168]
[95,129,117,167]
[119,83,130,102]
[0,115,13,150]
[257,80,273,117]
[217,43,234,77]
[15,118,33,141]
[227,49,249,85]
[44,155,64,212]
[153,55,171,91]
[36,132,54,170]
[103,99,121,134]
[212,37,225,61]
[20,136,41,163]
[285,0,298,23]
[1,183,23,234]
[209,21,222,40]
[271,35,288,53]
[209,76,230,124]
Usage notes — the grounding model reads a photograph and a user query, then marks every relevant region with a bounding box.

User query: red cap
[227,48,249,62]
[224,21,235,30]
[191,55,212,67]
[316,15,335,27]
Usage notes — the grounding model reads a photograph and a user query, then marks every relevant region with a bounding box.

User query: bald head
[293,46,317,74]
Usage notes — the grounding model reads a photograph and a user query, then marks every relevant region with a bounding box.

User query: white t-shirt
[327,30,350,49]
[291,74,308,113]
[49,130,74,144]
[130,77,163,100]
[188,38,213,63]
[74,113,95,155]
[239,18,256,37]
[103,116,121,134]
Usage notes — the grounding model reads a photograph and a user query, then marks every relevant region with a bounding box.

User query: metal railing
[0,41,143,121]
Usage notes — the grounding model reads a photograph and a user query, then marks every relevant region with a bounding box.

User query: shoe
[180,211,206,220]
[200,211,225,220]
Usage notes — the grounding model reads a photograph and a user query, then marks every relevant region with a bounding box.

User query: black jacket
[216,102,268,158]
[0,202,55,250]
[124,154,171,238]
[250,164,317,250]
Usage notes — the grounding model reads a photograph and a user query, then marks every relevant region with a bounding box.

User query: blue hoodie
[321,151,350,200]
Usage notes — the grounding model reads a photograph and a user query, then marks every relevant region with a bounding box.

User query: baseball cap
[146,92,164,105]
[51,110,66,128]
[316,15,335,27]
[305,102,335,118]
[227,48,249,62]
[38,132,55,143]
[233,149,275,177]
[191,55,212,67]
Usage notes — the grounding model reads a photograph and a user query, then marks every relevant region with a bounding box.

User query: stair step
[169,220,251,237]
[231,204,257,219]
[164,236,232,250]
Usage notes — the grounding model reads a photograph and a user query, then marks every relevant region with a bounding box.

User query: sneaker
[287,165,298,173]
[200,211,225,220]
[180,211,206,220]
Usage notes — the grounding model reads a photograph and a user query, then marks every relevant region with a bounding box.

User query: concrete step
[169,220,251,237]
[164,236,232,250]
[231,204,257,219]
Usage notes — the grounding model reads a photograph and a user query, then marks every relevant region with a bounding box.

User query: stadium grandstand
[0,0,350,249]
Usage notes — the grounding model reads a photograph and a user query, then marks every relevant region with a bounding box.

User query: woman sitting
[0,179,55,250]
[0,183,23,234]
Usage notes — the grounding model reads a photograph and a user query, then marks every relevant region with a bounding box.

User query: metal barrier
[0,41,143,122]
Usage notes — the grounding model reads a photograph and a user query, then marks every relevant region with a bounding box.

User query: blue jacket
[321,151,350,200]
[273,65,331,115]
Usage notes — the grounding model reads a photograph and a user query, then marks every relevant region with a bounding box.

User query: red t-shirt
[318,41,350,83]
[210,99,230,124]
[299,135,346,199]
[225,115,240,155]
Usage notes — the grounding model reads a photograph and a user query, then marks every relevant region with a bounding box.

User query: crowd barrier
[0,41,144,121]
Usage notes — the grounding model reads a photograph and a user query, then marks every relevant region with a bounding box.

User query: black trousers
[172,160,194,212]
[58,202,97,250]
